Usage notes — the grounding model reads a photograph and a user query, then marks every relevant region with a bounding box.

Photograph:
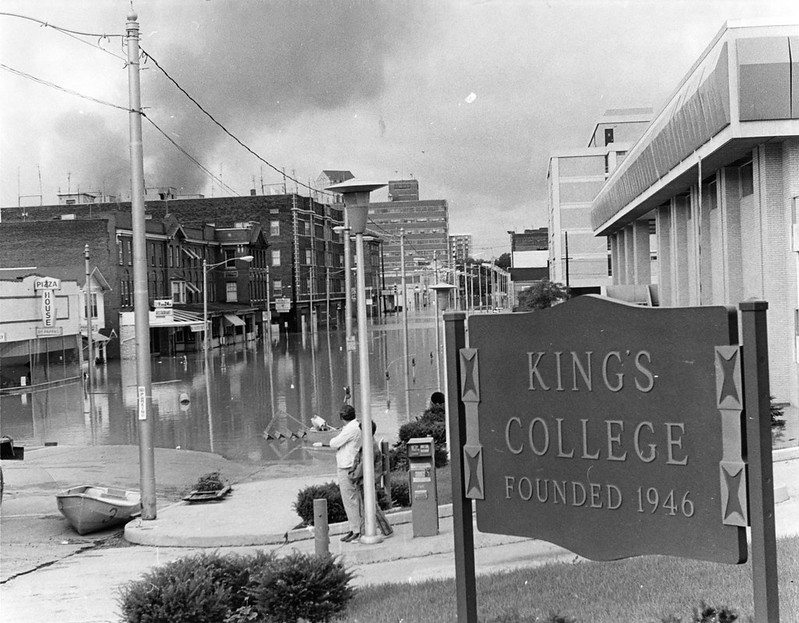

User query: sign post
[741,301,780,621]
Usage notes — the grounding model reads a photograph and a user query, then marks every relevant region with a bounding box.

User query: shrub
[395,419,448,468]
[193,471,226,492]
[118,552,248,623]
[294,481,392,526]
[294,481,347,525]
[390,478,410,508]
[248,552,355,623]
[692,601,739,622]
[389,444,409,471]
[771,396,785,427]
[120,550,356,623]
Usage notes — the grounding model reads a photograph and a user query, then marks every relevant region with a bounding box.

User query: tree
[495,253,511,270]
[516,279,569,310]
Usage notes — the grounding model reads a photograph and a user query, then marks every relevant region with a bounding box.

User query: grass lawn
[345,534,799,622]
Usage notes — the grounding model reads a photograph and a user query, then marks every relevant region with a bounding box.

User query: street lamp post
[429,282,456,390]
[203,255,254,353]
[326,179,386,545]
[333,221,354,403]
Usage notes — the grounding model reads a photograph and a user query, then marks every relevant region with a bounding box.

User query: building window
[273,279,282,296]
[604,128,614,145]
[270,220,280,236]
[225,281,238,302]
[90,293,98,319]
[740,161,754,197]
[305,249,312,265]
[171,281,187,304]
[272,249,281,266]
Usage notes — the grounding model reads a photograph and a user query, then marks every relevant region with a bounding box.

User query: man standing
[318,404,362,542]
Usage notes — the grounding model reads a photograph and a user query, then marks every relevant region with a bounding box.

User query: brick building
[0,192,384,358]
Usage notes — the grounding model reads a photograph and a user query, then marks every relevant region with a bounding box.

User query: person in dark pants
[350,421,393,537]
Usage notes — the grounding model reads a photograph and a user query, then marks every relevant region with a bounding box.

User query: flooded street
[0,313,443,465]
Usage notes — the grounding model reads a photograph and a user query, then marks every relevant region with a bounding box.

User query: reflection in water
[0,315,441,465]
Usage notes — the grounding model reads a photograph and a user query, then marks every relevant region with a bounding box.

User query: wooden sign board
[466,296,747,564]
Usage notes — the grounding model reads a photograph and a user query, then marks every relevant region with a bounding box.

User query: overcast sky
[2,0,798,258]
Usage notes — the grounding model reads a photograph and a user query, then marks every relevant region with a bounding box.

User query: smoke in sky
[137,1,430,194]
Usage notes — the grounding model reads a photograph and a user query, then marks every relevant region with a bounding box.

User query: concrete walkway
[2,446,798,623]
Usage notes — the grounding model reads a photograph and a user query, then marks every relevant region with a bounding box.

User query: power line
[0,62,129,111]
[0,12,124,39]
[142,114,240,197]
[140,46,333,199]
[2,61,241,198]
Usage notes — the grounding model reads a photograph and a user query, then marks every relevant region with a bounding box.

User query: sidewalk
[2,446,798,623]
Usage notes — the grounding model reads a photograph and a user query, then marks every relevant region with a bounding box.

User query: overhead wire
[139,46,334,199]
[1,61,242,197]
[0,62,129,112]
[142,113,241,196]
[1,12,326,200]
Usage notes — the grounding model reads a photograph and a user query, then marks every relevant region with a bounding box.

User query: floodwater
[0,313,443,465]
[2,309,797,465]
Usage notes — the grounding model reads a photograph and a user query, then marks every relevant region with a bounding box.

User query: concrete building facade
[591,20,799,405]
[548,109,652,296]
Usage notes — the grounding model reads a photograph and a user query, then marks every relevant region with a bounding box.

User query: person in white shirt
[320,404,362,542]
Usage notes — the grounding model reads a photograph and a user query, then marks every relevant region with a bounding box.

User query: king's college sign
[445,296,780,621]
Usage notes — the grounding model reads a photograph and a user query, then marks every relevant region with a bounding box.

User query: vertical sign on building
[34,277,61,328]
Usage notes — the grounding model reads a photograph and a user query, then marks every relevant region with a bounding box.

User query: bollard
[313,498,329,555]
[381,440,392,507]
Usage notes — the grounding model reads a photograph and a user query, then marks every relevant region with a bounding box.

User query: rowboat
[56,485,142,535]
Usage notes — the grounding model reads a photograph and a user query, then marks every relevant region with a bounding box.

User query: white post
[355,231,381,544]
[400,229,410,419]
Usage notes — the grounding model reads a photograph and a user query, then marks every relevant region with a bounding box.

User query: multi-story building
[449,234,472,264]
[367,179,449,310]
[548,108,652,296]
[507,228,549,300]
[0,192,385,358]
[590,20,799,406]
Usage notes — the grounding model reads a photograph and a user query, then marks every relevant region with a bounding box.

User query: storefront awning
[80,330,111,343]
[223,313,245,327]
[149,308,205,329]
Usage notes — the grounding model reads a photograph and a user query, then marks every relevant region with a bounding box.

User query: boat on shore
[56,485,141,535]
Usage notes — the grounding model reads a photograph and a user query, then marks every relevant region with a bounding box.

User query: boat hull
[56,486,141,535]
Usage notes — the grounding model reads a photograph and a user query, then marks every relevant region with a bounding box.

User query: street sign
[275,297,291,313]
[346,336,357,352]
[465,296,747,564]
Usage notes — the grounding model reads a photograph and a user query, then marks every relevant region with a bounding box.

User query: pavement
[1,444,799,623]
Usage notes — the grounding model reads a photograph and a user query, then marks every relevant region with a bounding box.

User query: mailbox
[407,436,438,537]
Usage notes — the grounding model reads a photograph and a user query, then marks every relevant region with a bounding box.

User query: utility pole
[127,11,156,519]
[400,229,410,419]
[84,245,94,392]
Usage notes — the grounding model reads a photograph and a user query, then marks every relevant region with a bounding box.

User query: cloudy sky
[2,0,798,257]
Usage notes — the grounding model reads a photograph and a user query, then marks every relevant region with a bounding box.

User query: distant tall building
[449,234,472,264]
[367,179,449,310]
[547,108,651,295]
[507,227,548,299]
[387,179,419,202]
